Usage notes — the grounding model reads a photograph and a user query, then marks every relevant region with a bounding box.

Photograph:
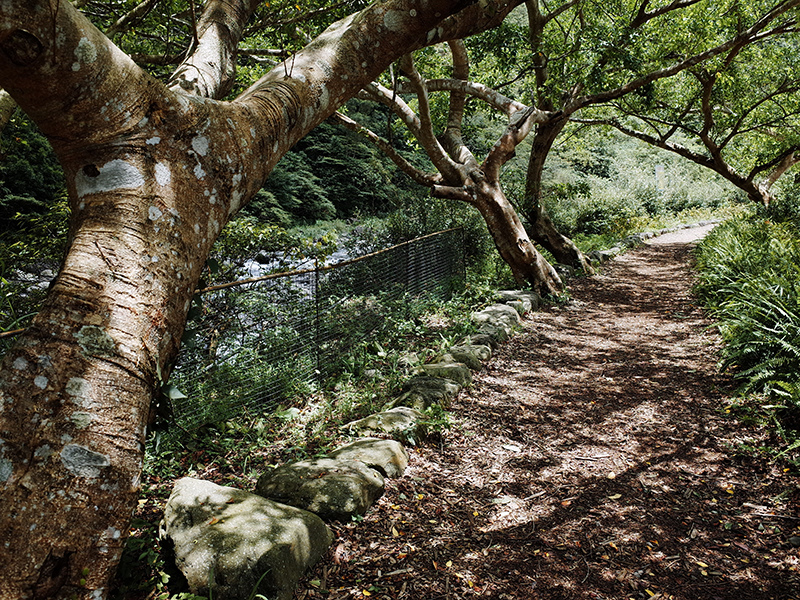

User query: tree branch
[330,111,441,188]
[398,78,529,116]
[105,0,160,39]
[571,0,800,113]
[169,0,262,99]
[439,40,481,173]
[631,0,704,28]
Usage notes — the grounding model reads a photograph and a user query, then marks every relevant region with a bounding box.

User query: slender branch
[105,0,160,39]
[753,147,800,184]
[576,117,771,204]
[719,79,800,150]
[330,112,441,188]
[395,54,462,180]
[631,0,703,28]
[571,0,800,114]
[440,40,480,173]
[398,78,529,116]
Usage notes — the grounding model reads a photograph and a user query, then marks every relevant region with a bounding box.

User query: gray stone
[457,343,492,361]
[160,477,332,600]
[477,322,512,343]
[345,406,426,442]
[472,303,521,329]
[463,333,499,350]
[496,290,540,312]
[419,360,472,386]
[329,438,409,478]
[589,249,619,264]
[445,344,491,370]
[394,375,462,410]
[255,458,384,521]
[506,300,526,315]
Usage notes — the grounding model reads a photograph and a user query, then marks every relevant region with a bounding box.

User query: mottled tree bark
[523,116,595,273]
[0,0,523,597]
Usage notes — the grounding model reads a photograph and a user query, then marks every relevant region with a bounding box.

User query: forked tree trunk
[524,118,594,272]
[0,0,523,597]
[436,181,562,296]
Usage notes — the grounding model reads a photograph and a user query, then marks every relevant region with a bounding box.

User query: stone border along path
[159,222,719,600]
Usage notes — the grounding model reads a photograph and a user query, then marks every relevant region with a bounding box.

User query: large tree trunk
[436,182,563,296]
[0,1,523,597]
[524,118,594,272]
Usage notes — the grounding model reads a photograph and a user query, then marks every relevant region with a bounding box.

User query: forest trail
[300,226,800,600]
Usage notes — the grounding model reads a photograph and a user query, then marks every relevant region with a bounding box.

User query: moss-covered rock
[161,477,332,600]
[255,457,384,521]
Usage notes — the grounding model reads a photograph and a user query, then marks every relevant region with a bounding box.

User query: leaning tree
[335,41,565,295]
[575,29,800,207]
[0,1,524,597]
[514,0,800,268]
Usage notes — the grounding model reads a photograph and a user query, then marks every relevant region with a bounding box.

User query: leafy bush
[0,112,65,225]
[694,215,800,450]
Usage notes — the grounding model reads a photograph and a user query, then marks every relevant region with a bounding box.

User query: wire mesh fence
[167,228,465,429]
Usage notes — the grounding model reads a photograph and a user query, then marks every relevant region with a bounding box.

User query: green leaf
[164,384,187,400]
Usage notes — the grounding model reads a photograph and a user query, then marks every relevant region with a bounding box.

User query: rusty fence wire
[167,228,465,428]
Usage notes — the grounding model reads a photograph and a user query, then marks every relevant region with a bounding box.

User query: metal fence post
[314,257,321,381]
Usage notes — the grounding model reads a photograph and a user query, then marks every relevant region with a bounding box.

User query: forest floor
[294,225,800,600]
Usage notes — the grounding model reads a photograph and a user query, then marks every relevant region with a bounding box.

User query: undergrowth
[694,210,800,469]
[112,278,503,599]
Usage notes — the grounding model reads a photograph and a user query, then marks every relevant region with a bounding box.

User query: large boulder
[255,457,384,521]
[160,477,332,600]
[393,375,461,410]
[344,406,427,443]
[328,437,409,478]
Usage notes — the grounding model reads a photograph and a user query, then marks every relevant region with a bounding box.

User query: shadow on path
[299,235,800,600]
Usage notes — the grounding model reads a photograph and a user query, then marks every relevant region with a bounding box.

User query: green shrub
[694,215,800,450]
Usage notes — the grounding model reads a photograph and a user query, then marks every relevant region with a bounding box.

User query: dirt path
[298,227,800,600]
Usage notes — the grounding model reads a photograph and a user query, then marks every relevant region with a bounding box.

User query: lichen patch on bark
[60,444,111,479]
[75,159,145,198]
[73,326,116,357]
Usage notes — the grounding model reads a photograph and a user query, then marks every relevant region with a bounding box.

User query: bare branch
[396,54,463,179]
[483,106,549,180]
[398,78,530,116]
[105,0,159,39]
[169,0,262,99]
[439,40,481,173]
[753,147,800,185]
[330,111,441,188]
[631,0,704,28]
